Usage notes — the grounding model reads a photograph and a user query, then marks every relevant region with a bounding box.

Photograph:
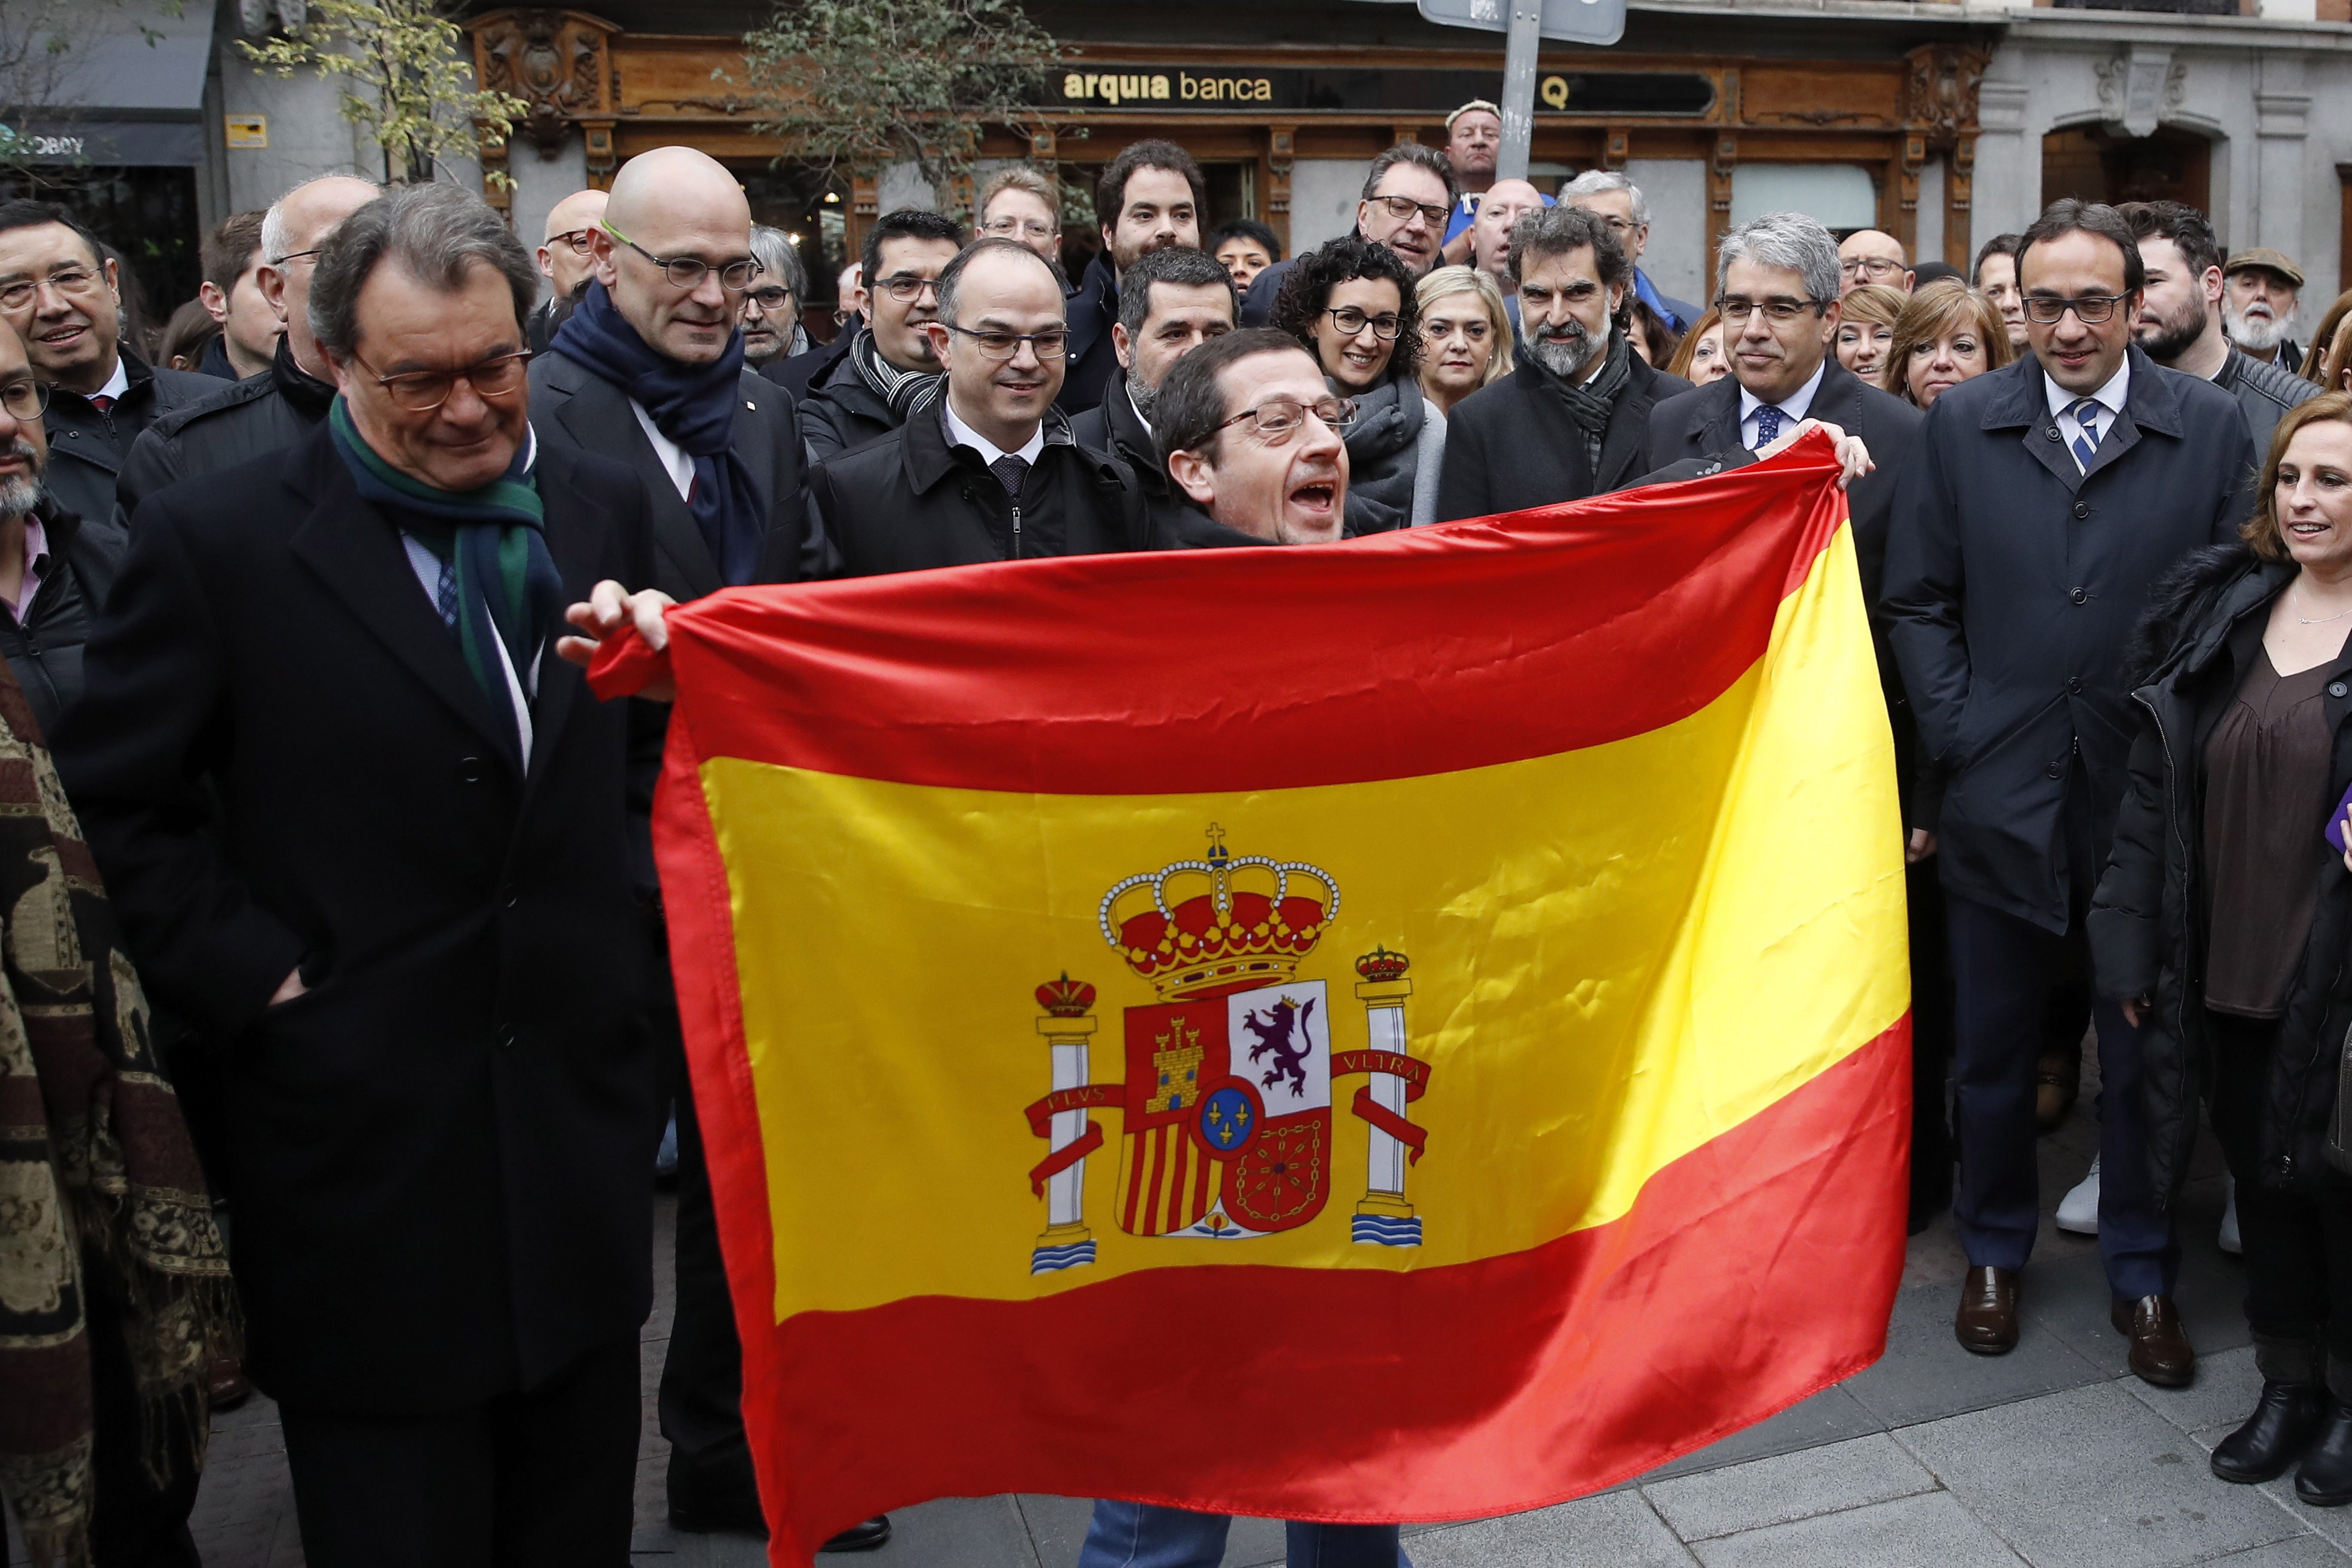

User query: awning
[0,121,209,168]
[20,0,214,115]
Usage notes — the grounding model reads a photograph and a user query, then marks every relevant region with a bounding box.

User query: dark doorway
[2040,125,2212,213]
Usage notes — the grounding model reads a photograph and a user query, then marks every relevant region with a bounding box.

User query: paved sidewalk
[12,1080,2350,1568]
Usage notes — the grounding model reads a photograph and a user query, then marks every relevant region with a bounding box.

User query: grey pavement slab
[1898,1380,2304,1568]
[1841,1276,2108,1429]
[2128,1344,2266,1436]
[2208,1541,2352,1568]
[1406,1489,1697,1568]
[1688,1490,2025,1568]
[1642,1433,1938,1542]
[1639,1384,1886,1482]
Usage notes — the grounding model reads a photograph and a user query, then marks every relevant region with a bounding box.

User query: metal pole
[1494,0,1543,182]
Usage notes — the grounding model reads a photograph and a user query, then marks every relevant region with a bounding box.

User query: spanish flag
[594,433,1912,1564]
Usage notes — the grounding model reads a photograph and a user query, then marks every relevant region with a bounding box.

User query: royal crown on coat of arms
[1021,825,1434,1276]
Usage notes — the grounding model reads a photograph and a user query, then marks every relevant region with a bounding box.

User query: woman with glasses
[1272,237,1436,532]
[977,166,1064,270]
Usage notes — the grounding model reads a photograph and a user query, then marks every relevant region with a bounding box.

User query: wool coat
[1436,352,1691,521]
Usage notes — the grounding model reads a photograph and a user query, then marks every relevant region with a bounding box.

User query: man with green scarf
[54,181,660,1565]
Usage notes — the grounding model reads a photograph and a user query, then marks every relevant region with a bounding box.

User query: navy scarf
[551,280,767,585]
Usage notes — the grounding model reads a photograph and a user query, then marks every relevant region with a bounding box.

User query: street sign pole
[1494,1,1544,183]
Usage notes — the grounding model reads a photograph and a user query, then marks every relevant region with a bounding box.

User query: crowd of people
[4,88,2352,1568]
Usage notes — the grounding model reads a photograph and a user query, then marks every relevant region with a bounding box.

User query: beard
[1125,363,1158,424]
[1528,317,1602,380]
[2135,298,2208,364]
[0,442,41,518]
[2225,301,2292,353]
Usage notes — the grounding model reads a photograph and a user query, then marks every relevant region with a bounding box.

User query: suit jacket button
[2072,502,2089,520]
[2046,760,2065,779]
[2047,426,2061,441]
[2067,677,2085,695]
[2332,682,2349,700]
[495,1025,516,1050]
[458,756,485,784]
[2070,586,2088,604]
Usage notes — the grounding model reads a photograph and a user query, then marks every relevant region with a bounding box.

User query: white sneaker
[2056,1155,2101,1235]
[2220,1174,2242,1256]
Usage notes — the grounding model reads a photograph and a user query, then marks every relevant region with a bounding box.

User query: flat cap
[2224,247,2304,287]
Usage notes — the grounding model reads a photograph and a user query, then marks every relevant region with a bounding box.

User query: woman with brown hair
[2303,291,2352,389]
[1885,279,2012,410]
[1663,304,1728,385]
[2093,392,2352,1504]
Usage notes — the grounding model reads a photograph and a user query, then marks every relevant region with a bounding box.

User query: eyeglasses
[350,347,532,412]
[548,228,596,256]
[2021,293,2132,325]
[942,322,1069,360]
[1838,257,1907,280]
[0,268,104,312]
[1219,395,1357,441]
[1369,193,1450,230]
[744,286,793,310]
[981,217,1057,241]
[599,220,761,293]
[1325,306,1402,340]
[1586,214,1638,235]
[1717,296,1829,325]
[0,379,50,421]
[874,273,943,304]
[269,248,322,269]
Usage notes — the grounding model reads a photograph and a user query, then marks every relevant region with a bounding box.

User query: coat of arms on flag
[1022,825,1432,1274]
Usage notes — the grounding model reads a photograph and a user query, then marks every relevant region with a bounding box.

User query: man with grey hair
[1242,144,1457,325]
[55,179,662,1562]
[742,224,808,372]
[1438,204,1690,519]
[1564,169,1699,332]
[115,173,380,524]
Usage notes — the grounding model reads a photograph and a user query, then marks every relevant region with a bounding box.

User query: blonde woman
[1415,265,1513,419]
[1884,279,2011,410]
[1835,283,1907,381]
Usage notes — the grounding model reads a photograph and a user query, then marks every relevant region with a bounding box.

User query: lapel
[283,431,527,779]
[2080,346,2177,486]
[1694,373,1742,456]
[540,352,723,599]
[1985,356,2092,495]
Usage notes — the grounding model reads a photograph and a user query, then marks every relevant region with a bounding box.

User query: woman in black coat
[1270,237,1433,533]
[2091,391,2352,1506]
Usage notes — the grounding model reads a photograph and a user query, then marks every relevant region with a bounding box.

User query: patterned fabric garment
[0,670,236,1568]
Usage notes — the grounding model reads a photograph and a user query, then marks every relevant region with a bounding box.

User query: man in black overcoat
[522,144,874,1552]
[1437,205,1689,520]
[52,184,658,1566]
[1885,198,2259,1384]
[1068,244,1236,540]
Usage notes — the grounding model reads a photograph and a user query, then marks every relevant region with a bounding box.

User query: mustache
[1534,318,1589,344]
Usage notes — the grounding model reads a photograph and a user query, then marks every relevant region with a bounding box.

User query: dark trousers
[650,911,750,1499]
[1946,893,2177,1298]
[85,1257,202,1568]
[1907,858,1955,1213]
[279,1335,640,1568]
[2209,1010,2352,1367]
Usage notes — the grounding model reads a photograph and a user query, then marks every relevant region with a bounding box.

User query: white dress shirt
[90,356,129,405]
[941,397,1045,468]
[629,402,695,501]
[2044,359,2131,474]
[399,427,542,759]
[1738,359,1826,450]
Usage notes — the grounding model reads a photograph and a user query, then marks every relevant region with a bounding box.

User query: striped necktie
[2070,398,2104,472]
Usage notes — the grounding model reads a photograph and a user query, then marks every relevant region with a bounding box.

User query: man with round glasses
[812,237,1147,575]
[528,187,609,354]
[742,224,808,372]
[1886,197,2258,1385]
[799,208,966,460]
[0,199,213,530]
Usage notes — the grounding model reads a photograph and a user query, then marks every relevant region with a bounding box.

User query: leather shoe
[2300,1400,2352,1506]
[2111,1295,2195,1388]
[2213,1381,2325,1483]
[821,1518,892,1553]
[1955,1266,2018,1354]
[207,1354,251,1411]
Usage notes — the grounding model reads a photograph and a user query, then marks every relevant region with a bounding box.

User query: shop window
[0,166,198,348]
[2041,125,2211,212]
[1728,165,1878,234]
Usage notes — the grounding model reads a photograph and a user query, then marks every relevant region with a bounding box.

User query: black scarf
[272,334,337,423]
[551,281,768,587]
[850,327,945,423]
[1535,331,1632,475]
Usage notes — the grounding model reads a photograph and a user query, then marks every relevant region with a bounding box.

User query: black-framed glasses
[943,322,1069,361]
[874,273,943,304]
[0,268,103,312]
[0,378,50,421]
[1369,193,1449,230]
[548,228,596,256]
[1220,395,1357,441]
[350,347,532,412]
[744,285,794,310]
[1838,257,1906,280]
[2022,293,2132,325]
[1717,296,1829,325]
[269,248,323,269]
[600,220,760,293]
[1325,306,1402,340]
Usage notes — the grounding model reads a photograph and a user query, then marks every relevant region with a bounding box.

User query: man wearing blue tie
[1885,199,2258,1385]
